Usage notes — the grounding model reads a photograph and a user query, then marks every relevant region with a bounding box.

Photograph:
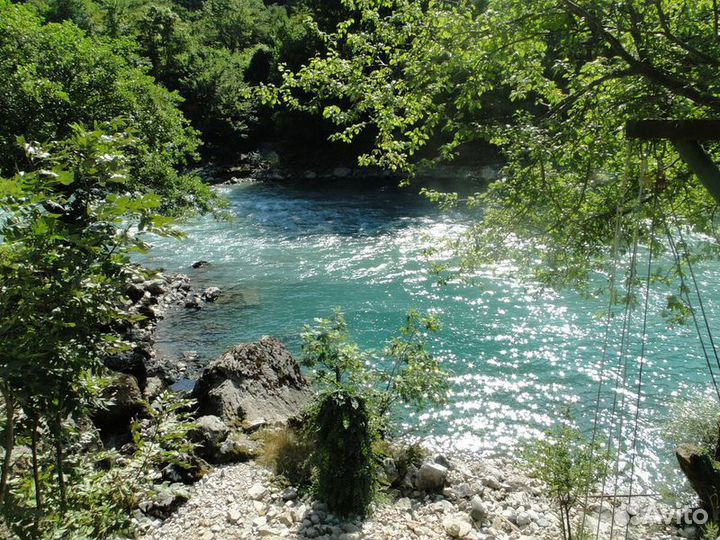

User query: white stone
[248,483,268,500]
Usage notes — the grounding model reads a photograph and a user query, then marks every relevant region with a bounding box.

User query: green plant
[665,390,720,456]
[524,412,608,540]
[301,309,450,433]
[259,426,314,488]
[705,520,720,540]
[3,392,198,540]
[300,309,449,515]
[312,390,374,517]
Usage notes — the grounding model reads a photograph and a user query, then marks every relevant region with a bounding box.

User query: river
[142,179,720,491]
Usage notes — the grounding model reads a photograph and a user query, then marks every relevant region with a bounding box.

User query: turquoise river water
[143,180,720,490]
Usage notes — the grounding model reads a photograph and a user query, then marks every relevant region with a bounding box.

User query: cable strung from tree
[662,216,720,403]
[624,189,659,540]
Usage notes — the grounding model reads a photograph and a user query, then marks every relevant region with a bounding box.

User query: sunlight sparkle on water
[142,181,720,490]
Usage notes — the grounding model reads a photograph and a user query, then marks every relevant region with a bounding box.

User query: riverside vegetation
[3,0,720,539]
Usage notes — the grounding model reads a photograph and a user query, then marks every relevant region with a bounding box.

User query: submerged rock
[193,338,312,430]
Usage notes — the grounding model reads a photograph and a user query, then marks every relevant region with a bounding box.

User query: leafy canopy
[269,0,720,288]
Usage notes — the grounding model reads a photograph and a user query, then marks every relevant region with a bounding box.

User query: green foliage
[4,392,198,540]
[301,309,450,433]
[704,520,720,540]
[0,125,199,537]
[300,309,449,515]
[0,0,218,215]
[272,0,720,287]
[311,390,374,516]
[665,390,720,456]
[524,412,609,540]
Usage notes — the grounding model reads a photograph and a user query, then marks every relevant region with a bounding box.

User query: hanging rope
[662,215,720,402]
[623,171,660,540]
[674,218,720,385]
[579,161,626,539]
[607,149,648,540]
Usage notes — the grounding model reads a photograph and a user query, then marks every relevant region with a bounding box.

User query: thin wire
[592,140,637,538]
[608,151,647,540]
[674,220,720,383]
[624,191,658,540]
[663,217,720,402]
[579,187,624,538]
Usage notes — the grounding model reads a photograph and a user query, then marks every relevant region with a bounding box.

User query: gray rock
[442,516,473,538]
[202,287,221,302]
[470,495,488,522]
[194,415,230,449]
[416,461,448,492]
[193,338,312,430]
[216,432,262,463]
[91,373,144,443]
[282,487,298,501]
[248,483,267,500]
[227,508,242,524]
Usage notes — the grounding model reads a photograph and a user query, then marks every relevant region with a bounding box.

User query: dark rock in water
[126,282,145,303]
[201,287,221,302]
[192,260,211,269]
[193,338,312,430]
[91,373,145,446]
[185,296,202,310]
[144,279,167,297]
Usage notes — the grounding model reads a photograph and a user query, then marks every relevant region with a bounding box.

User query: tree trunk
[0,385,15,508]
[53,415,66,515]
[30,415,43,525]
[676,443,720,521]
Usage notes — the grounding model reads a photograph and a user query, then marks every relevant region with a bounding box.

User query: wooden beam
[673,140,720,205]
[626,119,720,140]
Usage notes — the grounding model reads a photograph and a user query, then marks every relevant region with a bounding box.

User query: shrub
[524,412,608,540]
[259,426,314,489]
[312,390,374,517]
[0,0,218,216]
[3,392,198,540]
[299,309,449,516]
[665,390,720,456]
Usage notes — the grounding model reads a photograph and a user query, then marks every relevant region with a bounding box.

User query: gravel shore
[138,454,684,540]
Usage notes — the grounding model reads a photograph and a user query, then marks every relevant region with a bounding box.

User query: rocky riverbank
[137,453,683,540]
[99,270,688,540]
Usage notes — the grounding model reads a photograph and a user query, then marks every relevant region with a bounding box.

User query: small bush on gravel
[299,309,449,516]
[523,410,608,540]
[259,426,314,489]
[312,390,374,516]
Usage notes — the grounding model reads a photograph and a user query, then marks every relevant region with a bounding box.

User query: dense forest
[3,0,720,539]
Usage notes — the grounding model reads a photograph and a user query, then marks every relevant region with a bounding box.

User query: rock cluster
[192,338,313,432]
[95,269,222,446]
[140,454,683,540]
[106,270,221,387]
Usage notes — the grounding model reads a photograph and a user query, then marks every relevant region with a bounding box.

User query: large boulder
[193,338,312,431]
[677,444,720,521]
[91,373,145,446]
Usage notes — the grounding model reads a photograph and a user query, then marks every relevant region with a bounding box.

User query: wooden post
[626,119,720,206]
